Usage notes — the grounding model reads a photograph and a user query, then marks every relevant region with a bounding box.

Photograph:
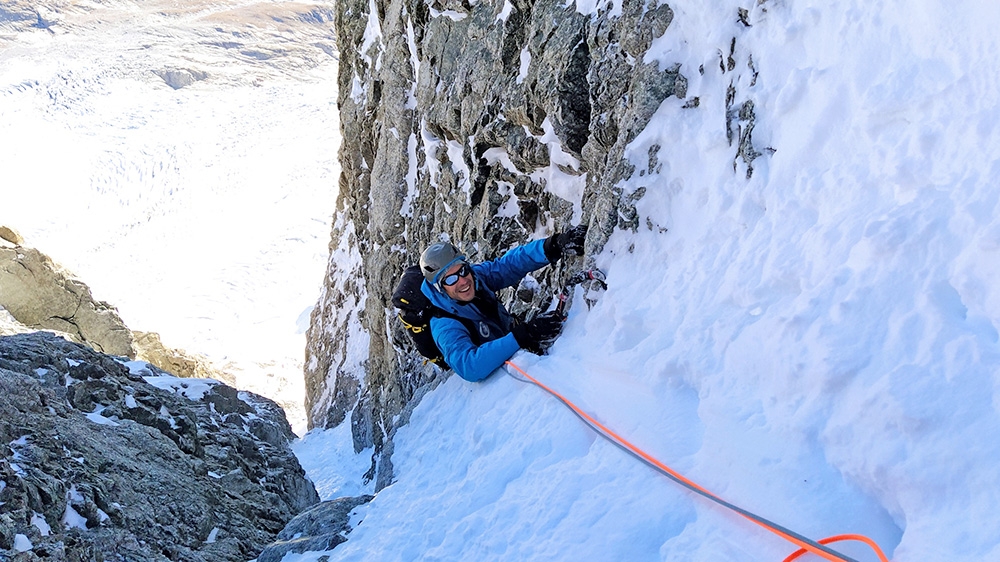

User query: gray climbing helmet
[419,241,465,284]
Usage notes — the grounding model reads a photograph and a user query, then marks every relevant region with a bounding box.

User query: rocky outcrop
[0,238,135,358]
[154,68,209,90]
[256,495,374,562]
[0,331,319,561]
[133,331,237,387]
[0,235,236,385]
[302,0,712,491]
[0,226,23,245]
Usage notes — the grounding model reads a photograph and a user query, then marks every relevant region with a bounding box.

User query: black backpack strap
[391,265,432,310]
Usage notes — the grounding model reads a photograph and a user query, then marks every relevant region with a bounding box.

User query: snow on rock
[0,332,319,559]
[12,534,32,553]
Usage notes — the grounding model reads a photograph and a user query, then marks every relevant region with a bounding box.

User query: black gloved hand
[511,310,566,355]
[543,224,588,263]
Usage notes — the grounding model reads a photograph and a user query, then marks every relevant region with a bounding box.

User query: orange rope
[783,535,890,562]
[505,361,890,562]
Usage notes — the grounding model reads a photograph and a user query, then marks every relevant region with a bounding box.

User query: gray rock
[0,332,319,561]
[256,495,373,562]
[0,239,236,385]
[0,240,135,358]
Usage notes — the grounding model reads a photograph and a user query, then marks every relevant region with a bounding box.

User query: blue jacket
[421,239,551,382]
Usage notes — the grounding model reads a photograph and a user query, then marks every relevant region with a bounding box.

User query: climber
[417,225,587,382]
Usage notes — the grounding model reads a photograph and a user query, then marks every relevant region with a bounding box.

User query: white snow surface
[12,534,32,553]
[30,512,51,536]
[143,374,220,402]
[293,2,1000,562]
[84,405,120,427]
[0,0,340,434]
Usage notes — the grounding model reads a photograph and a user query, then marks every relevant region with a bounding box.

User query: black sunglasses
[441,263,472,287]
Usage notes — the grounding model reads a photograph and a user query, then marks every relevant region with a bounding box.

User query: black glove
[511,310,566,355]
[543,224,588,263]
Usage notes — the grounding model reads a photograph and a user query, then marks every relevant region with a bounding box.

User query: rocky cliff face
[0,331,319,561]
[0,234,234,386]
[304,0,761,490]
[0,236,135,358]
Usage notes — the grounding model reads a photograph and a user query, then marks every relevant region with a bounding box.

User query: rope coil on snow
[505,361,890,562]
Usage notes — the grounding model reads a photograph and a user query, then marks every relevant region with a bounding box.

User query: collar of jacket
[422,272,491,321]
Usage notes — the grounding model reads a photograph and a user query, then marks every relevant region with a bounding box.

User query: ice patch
[517,47,531,84]
[160,405,179,429]
[361,0,384,69]
[482,147,520,175]
[62,504,87,531]
[495,181,520,218]
[497,0,515,22]
[62,486,88,530]
[527,118,586,224]
[428,7,468,21]
[401,132,419,217]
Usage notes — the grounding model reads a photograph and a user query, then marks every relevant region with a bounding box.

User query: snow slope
[0,0,340,433]
[292,1,1000,561]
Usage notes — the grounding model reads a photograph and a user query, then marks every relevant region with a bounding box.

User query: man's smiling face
[441,262,475,302]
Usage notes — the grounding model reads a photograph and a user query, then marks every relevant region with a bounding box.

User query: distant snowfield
[0,0,340,433]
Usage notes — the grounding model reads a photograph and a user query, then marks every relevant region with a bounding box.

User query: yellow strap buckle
[398,313,428,333]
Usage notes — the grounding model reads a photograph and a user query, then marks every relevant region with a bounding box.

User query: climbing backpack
[391,264,472,369]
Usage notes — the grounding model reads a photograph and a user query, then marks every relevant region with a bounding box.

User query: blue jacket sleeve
[473,238,551,292]
[431,316,521,382]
